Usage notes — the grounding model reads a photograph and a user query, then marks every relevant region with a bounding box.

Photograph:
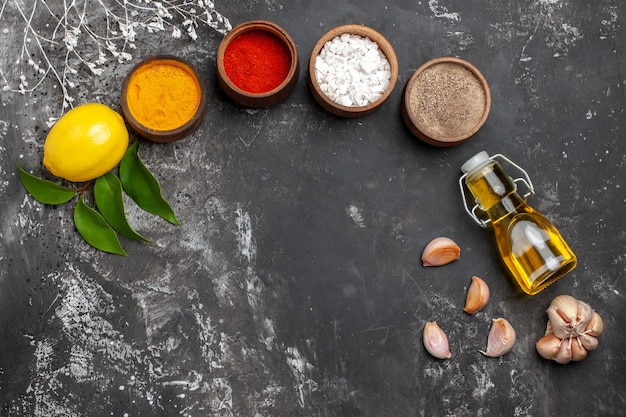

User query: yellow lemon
[43,103,129,182]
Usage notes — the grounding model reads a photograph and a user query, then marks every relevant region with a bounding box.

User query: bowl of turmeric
[121,55,207,143]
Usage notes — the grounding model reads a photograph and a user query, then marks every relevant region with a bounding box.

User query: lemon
[43,103,129,182]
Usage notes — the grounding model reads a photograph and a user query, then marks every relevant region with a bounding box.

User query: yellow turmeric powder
[125,59,201,131]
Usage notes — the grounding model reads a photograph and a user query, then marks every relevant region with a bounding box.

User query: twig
[1,0,232,123]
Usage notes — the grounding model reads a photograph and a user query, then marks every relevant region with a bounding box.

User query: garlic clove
[535,333,562,360]
[579,333,599,351]
[423,321,452,359]
[546,309,571,339]
[421,237,460,267]
[574,300,594,335]
[584,311,604,337]
[546,295,579,339]
[549,294,579,312]
[463,276,490,314]
[480,318,516,358]
[554,337,573,364]
[571,337,588,362]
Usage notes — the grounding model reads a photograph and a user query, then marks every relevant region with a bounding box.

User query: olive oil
[460,152,576,295]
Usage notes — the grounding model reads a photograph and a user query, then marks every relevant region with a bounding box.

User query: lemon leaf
[16,162,76,205]
[94,173,151,243]
[119,141,179,225]
[74,195,128,256]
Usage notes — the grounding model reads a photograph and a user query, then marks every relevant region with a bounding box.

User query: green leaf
[16,162,76,205]
[119,141,178,225]
[74,196,128,256]
[94,173,151,242]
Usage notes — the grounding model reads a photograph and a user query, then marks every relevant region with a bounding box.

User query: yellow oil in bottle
[461,152,576,295]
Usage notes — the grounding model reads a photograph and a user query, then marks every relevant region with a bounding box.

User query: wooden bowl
[216,20,300,108]
[401,57,491,146]
[121,55,207,143]
[308,24,399,118]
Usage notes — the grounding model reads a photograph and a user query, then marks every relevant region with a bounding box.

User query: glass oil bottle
[459,151,577,295]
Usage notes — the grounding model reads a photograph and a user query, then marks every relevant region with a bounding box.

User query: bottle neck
[486,193,527,223]
[465,160,527,222]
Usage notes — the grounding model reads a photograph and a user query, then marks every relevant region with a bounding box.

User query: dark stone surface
[1,1,624,416]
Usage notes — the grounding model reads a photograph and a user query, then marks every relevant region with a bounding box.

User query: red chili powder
[223,30,292,93]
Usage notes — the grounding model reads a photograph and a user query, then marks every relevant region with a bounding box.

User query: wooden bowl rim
[216,20,299,99]
[308,24,399,117]
[120,55,207,143]
[403,56,491,145]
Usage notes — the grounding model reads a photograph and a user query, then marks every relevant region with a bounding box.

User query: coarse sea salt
[315,33,391,107]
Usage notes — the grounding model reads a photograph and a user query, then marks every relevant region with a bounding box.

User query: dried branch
[0,0,231,124]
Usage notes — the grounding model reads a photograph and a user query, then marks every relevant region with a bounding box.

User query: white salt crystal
[337,96,353,106]
[377,70,391,82]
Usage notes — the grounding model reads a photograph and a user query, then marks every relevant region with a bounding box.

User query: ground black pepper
[407,62,486,139]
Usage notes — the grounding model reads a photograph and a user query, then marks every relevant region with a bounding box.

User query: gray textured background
[1,0,625,416]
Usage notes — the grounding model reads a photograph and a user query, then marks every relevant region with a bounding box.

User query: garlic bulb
[546,295,594,339]
[423,321,452,359]
[463,276,490,314]
[421,237,460,267]
[536,295,603,364]
[481,318,516,358]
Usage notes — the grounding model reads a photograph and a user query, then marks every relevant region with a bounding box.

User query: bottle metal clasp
[459,153,535,228]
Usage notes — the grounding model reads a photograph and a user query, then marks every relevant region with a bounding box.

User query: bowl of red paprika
[217,20,300,108]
